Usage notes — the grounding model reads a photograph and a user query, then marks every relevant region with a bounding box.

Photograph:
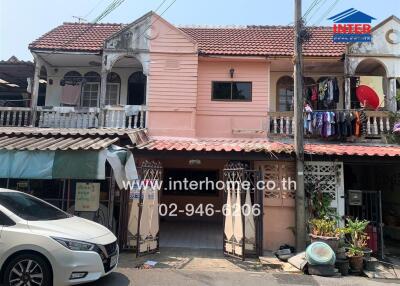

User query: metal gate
[346,190,384,259]
[222,162,263,260]
[304,161,345,224]
[135,160,163,257]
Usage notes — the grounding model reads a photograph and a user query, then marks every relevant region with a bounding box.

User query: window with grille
[106,83,120,105]
[81,83,99,107]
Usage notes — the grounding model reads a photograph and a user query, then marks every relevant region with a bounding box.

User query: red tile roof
[138,137,292,153]
[29,22,346,57]
[180,26,346,57]
[138,137,400,157]
[304,143,400,157]
[29,23,124,52]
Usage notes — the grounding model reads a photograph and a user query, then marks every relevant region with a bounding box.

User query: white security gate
[223,162,263,260]
[304,161,345,225]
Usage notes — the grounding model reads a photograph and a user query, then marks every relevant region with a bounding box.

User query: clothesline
[306,108,362,112]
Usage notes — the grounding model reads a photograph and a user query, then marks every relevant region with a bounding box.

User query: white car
[0,189,119,286]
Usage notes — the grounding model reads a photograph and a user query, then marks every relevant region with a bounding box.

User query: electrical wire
[303,0,322,19]
[84,0,107,19]
[40,0,126,62]
[306,0,330,24]
[131,0,178,45]
[92,0,125,23]
[154,0,169,13]
[313,0,340,26]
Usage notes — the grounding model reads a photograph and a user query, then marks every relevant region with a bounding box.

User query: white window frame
[105,83,120,106]
[81,82,100,108]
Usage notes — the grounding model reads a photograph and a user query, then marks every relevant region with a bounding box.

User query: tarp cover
[0,146,135,181]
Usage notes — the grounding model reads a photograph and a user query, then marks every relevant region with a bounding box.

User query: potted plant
[309,218,341,252]
[344,218,369,273]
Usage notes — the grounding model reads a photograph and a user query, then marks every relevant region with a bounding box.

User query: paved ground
[83,248,400,286]
[86,269,400,286]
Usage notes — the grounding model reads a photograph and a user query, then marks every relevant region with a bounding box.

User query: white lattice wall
[304,161,345,225]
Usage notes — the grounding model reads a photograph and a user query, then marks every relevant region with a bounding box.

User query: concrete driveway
[85,269,400,286]
[83,249,400,286]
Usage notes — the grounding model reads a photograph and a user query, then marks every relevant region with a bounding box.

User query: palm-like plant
[343,218,369,257]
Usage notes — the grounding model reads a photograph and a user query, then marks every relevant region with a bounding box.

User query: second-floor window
[211,81,252,101]
[82,71,100,107]
[277,76,294,111]
[105,72,121,105]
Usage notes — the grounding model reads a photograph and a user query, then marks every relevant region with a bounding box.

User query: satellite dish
[356,85,380,110]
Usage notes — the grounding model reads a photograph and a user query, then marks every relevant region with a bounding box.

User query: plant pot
[363,248,373,259]
[336,247,347,259]
[364,257,378,271]
[348,255,364,272]
[308,264,336,277]
[335,259,349,276]
[309,234,340,253]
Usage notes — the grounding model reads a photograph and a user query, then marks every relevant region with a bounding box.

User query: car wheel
[4,253,52,286]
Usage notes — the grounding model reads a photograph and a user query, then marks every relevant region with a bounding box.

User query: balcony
[268,110,392,139]
[0,105,147,129]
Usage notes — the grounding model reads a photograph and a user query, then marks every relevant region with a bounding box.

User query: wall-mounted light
[229,68,235,78]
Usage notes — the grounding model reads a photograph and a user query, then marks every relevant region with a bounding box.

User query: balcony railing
[268,110,392,138]
[0,105,147,129]
[0,107,32,127]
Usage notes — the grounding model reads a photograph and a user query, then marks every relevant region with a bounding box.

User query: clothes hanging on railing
[304,77,340,110]
[304,109,367,138]
[60,84,81,105]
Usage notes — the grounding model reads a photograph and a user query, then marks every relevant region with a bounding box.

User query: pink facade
[147,17,269,139]
[147,16,198,137]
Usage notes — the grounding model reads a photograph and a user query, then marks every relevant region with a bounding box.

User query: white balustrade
[268,112,294,135]
[0,107,31,127]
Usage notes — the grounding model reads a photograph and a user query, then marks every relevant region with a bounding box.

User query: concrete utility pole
[294,0,306,251]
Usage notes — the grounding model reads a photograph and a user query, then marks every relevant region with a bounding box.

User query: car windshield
[0,192,70,221]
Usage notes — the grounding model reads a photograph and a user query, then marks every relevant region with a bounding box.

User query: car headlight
[52,237,96,251]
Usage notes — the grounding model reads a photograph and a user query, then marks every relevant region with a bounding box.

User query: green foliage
[346,245,364,257]
[310,218,341,238]
[343,218,369,257]
[309,189,339,221]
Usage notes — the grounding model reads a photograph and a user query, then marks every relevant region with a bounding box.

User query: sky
[0,0,399,61]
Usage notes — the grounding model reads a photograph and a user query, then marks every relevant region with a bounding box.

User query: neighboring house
[1,12,400,258]
[0,56,34,107]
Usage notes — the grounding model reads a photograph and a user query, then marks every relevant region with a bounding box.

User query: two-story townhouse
[1,12,400,259]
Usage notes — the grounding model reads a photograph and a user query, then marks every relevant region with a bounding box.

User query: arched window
[277,76,294,111]
[62,71,82,85]
[38,66,47,106]
[128,71,147,105]
[106,72,121,105]
[304,77,315,86]
[82,71,100,107]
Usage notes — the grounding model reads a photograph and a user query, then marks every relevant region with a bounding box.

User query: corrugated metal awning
[137,137,400,157]
[0,127,145,136]
[0,135,118,151]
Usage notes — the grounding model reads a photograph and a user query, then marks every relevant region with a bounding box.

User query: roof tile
[29,22,124,53]
[180,26,346,57]
[137,137,400,157]
[29,22,346,57]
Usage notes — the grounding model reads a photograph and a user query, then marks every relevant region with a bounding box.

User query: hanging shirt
[328,80,334,102]
[311,86,318,101]
[333,78,340,103]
